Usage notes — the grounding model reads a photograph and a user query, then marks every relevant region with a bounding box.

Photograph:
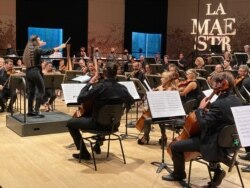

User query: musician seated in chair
[0,59,17,113]
[42,62,58,112]
[67,62,134,160]
[162,72,242,187]
[137,71,177,145]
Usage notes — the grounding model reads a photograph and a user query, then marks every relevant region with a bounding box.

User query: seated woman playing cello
[137,71,178,145]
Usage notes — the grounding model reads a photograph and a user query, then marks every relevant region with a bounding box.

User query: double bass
[167,79,229,161]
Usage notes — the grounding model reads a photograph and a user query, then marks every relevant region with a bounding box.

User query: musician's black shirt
[77,78,134,120]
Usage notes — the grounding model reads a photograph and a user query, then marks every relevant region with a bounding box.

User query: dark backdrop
[16,0,88,56]
[124,0,168,57]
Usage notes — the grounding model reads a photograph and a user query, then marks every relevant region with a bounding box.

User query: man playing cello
[162,72,242,187]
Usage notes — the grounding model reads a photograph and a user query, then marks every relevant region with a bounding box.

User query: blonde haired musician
[137,71,177,145]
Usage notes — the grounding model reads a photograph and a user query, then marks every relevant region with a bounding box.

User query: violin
[178,80,192,88]
[167,78,229,161]
[234,76,245,86]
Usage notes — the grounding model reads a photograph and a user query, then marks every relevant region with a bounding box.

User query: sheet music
[144,79,152,91]
[203,89,218,103]
[61,83,86,104]
[72,75,91,83]
[118,81,140,100]
[231,106,250,147]
[147,91,186,119]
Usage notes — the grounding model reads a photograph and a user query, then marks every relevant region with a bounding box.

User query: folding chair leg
[236,164,245,188]
[188,160,193,186]
[90,143,97,171]
[107,135,111,158]
[118,137,126,164]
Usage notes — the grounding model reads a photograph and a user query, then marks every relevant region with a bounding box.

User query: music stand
[9,74,27,122]
[168,59,179,67]
[44,74,65,110]
[149,64,164,74]
[64,70,84,83]
[118,81,141,140]
[146,91,186,173]
[144,57,156,64]
[145,74,161,89]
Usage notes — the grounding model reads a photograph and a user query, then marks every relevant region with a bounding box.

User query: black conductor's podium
[6,74,71,137]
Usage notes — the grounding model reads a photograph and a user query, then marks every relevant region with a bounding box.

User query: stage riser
[6,112,71,137]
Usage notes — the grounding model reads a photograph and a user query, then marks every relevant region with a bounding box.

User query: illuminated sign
[191,3,236,52]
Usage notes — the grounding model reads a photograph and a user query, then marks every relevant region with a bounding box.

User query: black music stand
[145,74,161,89]
[44,74,65,89]
[44,74,65,110]
[64,70,84,83]
[118,81,141,140]
[9,75,27,122]
[146,91,186,173]
[149,64,164,74]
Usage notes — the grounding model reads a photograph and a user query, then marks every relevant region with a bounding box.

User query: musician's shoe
[27,111,45,118]
[241,165,250,172]
[208,168,226,186]
[93,143,101,154]
[162,172,186,181]
[137,136,149,145]
[72,152,91,160]
[239,153,250,161]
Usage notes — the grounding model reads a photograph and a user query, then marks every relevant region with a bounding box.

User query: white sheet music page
[118,81,140,100]
[203,89,218,103]
[147,91,186,119]
[231,106,250,147]
[72,75,91,83]
[61,83,86,104]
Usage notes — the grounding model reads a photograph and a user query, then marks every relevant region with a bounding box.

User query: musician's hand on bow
[199,97,210,110]
[60,43,66,49]
[0,85,3,91]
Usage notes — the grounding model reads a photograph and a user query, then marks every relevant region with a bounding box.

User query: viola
[178,80,192,88]
[167,79,229,161]
[72,100,93,118]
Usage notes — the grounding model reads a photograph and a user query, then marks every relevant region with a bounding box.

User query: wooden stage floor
[0,98,249,188]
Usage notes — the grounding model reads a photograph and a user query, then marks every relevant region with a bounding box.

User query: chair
[79,104,126,171]
[188,124,245,188]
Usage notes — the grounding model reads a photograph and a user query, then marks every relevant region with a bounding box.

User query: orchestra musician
[162,72,242,187]
[178,69,201,106]
[234,64,249,89]
[22,35,66,117]
[0,59,17,112]
[137,71,177,145]
[42,62,59,112]
[0,57,4,70]
[58,59,66,73]
[67,62,134,160]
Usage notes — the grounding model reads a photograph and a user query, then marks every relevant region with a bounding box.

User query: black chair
[188,124,245,188]
[79,104,126,171]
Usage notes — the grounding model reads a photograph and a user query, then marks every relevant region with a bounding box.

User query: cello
[72,56,99,118]
[167,79,229,161]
